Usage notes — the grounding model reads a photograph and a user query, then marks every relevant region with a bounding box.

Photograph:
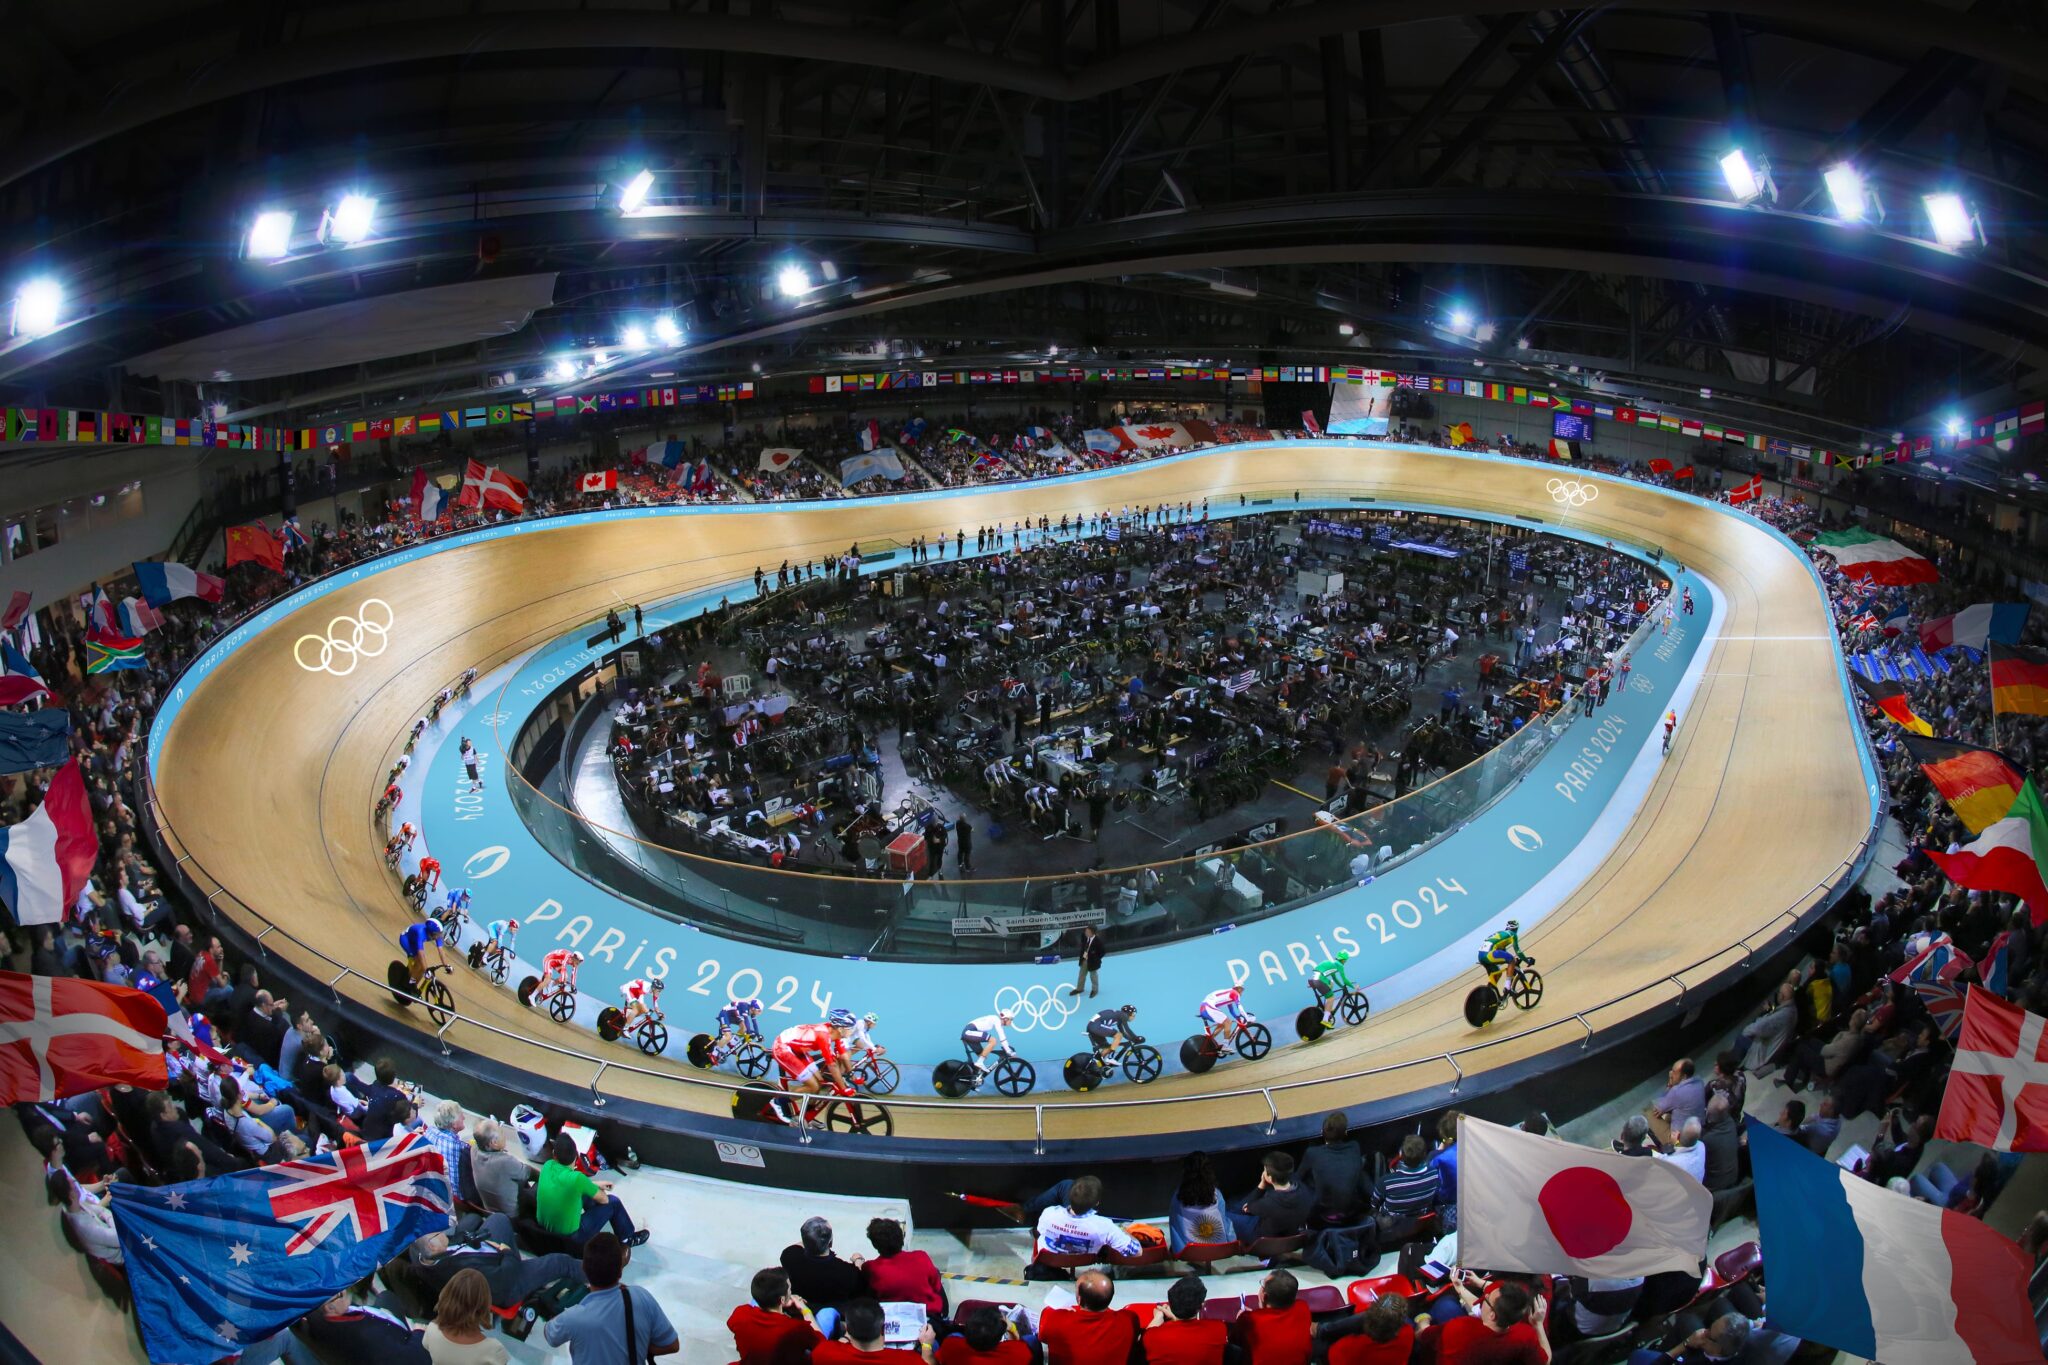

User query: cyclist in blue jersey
[716,997,765,1046]
[484,918,518,954]
[398,919,451,993]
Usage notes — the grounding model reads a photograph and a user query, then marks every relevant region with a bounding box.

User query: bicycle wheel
[860,1059,900,1095]
[1120,1045,1163,1085]
[423,979,454,1028]
[516,974,540,1007]
[1295,1006,1329,1042]
[735,1043,772,1079]
[595,1008,625,1043]
[385,961,415,1009]
[1235,1022,1272,1060]
[546,990,575,1023]
[1340,990,1372,1026]
[1509,968,1544,1010]
[992,1056,1036,1096]
[1063,1053,1104,1092]
[638,1021,670,1056]
[825,1098,894,1137]
[686,1033,715,1069]
[1463,984,1502,1027]
[488,952,510,986]
[439,915,465,949]
[1180,1035,1219,1075]
[932,1060,974,1098]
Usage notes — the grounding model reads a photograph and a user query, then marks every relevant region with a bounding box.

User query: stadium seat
[1242,1233,1307,1264]
[1177,1241,1245,1273]
[1104,1241,1171,1273]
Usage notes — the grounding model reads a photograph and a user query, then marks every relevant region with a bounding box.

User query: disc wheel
[1235,1021,1272,1060]
[385,961,415,1009]
[422,978,454,1028]
[1180,1036,1219,1074]
[857,1058,900,1095]
[1464,984,1502,1027]
[1509,968,1543,1010]
[1295,1006,1329,1042]
[638,1021,670,1056]
[1120,1044,1163,1085]
[517,974,540,1006]
[932,1060,973,1098]
[1063,1053,1104,1092]
[1340,990,1372,1026]
[686,1033,715,1069]
[735,1042,772,1079]
[546,989,575,1023]
[992,1056,1036,1096]
[596,1008,625,1042]
[825,1098,895,1137]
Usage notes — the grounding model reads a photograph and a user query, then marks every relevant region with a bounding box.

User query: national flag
[859,419,882,453]
[1647,458,1673,474]
[457,459,527,513]
[281,515,310,554]
[463,407,488,429]
[1927,779,2048,923]
[1747,1116,2036,1365]
[0,970,167,1104]
[1936,989,2048,1153]
[1726,475,1763,504]
[1,639,39,681]
[1549,438,1579,461]
[1851,673,1932,735]
[1454,1117,1710,1277]
[0,676,51,708]
[84,626,146,674]
[0,710,70,773]
[225,523,285,573]
[84,584,116,633]
[115,597,165,637]
[659,439,685,469]
[1890,930,1970,987]
[488,404,511,425]
[133,561,224,607]
[578,471,617,494]
[0,760,99,925]
[0,589,30,634]
[1809,528,1940,586]
[1681,419,1702,437]
[1981,930,2014,1000]
[1901,734,2024,834]
[1990,643,2048,716]
[1301,410,1322,436]
[1880,603,1911,637]
[758,447,800,473]
[394,415,417,437]
[410,468,448,522]
[1919,603,2029,653]
[1914,978,1971,1041]
[113,1132,451,1365]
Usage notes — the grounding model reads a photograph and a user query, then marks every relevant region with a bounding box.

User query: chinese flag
[224,524,285,573]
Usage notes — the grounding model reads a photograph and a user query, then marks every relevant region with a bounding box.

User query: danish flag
[1935,988,2048,1151]
[267,1129,451,1254]
[458,459,528,513]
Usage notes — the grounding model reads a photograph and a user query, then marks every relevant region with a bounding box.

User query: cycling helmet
[827,1008,858,1028]
[568,950,585,964]
[1505,919,1520,932]
[863,1013,879,1027]
[996,1009,1015,1023]
[1118,1004,1138,1018]
[505,919,519,930]
[1335,950,1351,963]
[649,978,665,993]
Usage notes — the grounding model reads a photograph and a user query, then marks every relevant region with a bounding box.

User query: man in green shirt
[537,1132,649,1249]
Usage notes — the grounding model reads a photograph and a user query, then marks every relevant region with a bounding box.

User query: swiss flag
[579,471,618,494]
[0,971,168,1104]
[1936,988,2048,1151]
[458,459,528,513]
[1456,1117,1711,1277]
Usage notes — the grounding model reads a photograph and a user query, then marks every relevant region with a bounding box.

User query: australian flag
[113,1131,450,1363]
[1507,549,1529,577]
[1370,523,1394,547]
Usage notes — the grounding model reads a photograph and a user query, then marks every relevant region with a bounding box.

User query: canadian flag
[1456,1117,1711,1277]
[458,459,528,513]
[579,471,617,494]
[1936,988,2048,1151]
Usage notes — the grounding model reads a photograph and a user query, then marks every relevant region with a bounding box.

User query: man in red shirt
[728,1266,825,1365]
[1416,1277,1550,1365]
[1038,1270,1144,1365]
[937,1306,1035,1365]
[1231,1269,1311,1365]
[814,1298,936,1364]
[1138,1275,1227,1365]
[1322,1292,1415,1365]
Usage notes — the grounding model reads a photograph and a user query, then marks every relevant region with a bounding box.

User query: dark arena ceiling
[2,0,2046,455]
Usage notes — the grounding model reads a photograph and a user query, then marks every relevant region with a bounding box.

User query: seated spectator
[729,1266,824,1365]
[322,1064,365,1121]
[1298,1114,1365,1222]
[940,1306,1034,1365]
[360,1059,409,1138]
[1865,1111,1933,1185]
[1035,1175,1141,1261]
[783,1216,866,1334]
[1736,983,1798,1074]
[1373,1135,1442,1244]
[1797,1096,1841,1156]
[1232,1269,1311,1365]
[1416,1276,1548,1365]
[1561,1277,1642,1340]
[419,1100,473,1201]
[1781,1009,1866,1093]
[469,1119,535,1219]
[1168,1152,1232,1253]
[1319,1291,1413,1365]
[1648,1058,1706,1144]
[1431,1111,1462,1210]
[48,1169,121,1264]
[1139,1274,1227,1365]
[1705,1054,1746,1118]
[536,1133,647,1250]
[544,1231,679,1362]
[213,1076,283,1161]
[1626,1310,1753,1365]
[815,1297,936,1364]
[1658,1118,1706,1183]
[407,1211,584,1308]
[1233,1151,1314,1244]
[422,1267,510,1365]
[1699,1097,1741,1193]
[298,1279,432,1363]
[1038,1269,1141,1365]
[1911,1152,2005,1216]
[863,1216,945,1317]
[1613,1115,1660,1158]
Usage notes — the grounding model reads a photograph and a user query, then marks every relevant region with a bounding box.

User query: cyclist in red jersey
[416,855,443,890]
[536,948,583,1004]
[771,1019,853,1098]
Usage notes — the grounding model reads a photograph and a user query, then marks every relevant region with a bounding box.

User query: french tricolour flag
[131,560,224,608]
[1919,602,2029,654]
[859,419,882,453]
[0,760,99,927]
[1748,1118,2037,1364]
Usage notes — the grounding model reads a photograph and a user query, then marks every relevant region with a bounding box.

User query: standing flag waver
[0,760,98,926]
[1454,1117,1711,1277]
[1926,779,2048,924]
[1851,672,1934,735]
[114,1132,451,1364]
[132,561,224,607]
[1746,1118,2036,1365]
[1900,735,2025,834]
[1919,603,2029,653]
[1990,643,2048,716]
[0,970,167,1103]
[1809,528,1941,585]
[1935,988,2048,1152]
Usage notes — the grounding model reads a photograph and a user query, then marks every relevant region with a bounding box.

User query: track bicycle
[1180,1008,1272,1074]
[686,1024,774,1079]
[517,973,580,1023]
[597,1004,671,1056]
[1463,954,1544,1027]
[1294,984,1372,1042]
[385,962,455,1027]
[1062,1034,1164,1092]
[932,1047,1036,1098]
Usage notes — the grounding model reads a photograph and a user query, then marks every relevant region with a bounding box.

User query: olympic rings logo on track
[992,984,1079,1033]
[1546,478,1599,508]
[294,598,393,676]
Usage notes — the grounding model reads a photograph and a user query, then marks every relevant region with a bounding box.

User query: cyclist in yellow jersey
[1477,919,1528,986]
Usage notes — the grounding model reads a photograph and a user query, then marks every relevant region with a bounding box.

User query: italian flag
[1809,528,1939,586]
[1929,780,2048,924]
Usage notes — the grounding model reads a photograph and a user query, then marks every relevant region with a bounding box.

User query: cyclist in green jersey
[1308,951,1356,1016]
[1477,919,1528,985]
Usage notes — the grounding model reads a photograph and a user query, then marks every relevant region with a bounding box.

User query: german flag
[1852,672,1932,735]
[1990,642,2048,716]
[1901,735,2025,833]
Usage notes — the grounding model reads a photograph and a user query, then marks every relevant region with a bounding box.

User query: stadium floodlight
[210,401,229,421]
[246,210,296,260]
[1337,322,1355,337]
[653,314,682,345]
[322,194,378,245]
[1474,322,1496,343]
[777,263,812,298]
[752,362,762,374]
[1823,164,1874,223]
[1447,308,1473,335]
[591,350,611,367]
[10,278,62,338]
[550,357,577,381]
[619,169,655,215]
[1517,336,1531,351]
[1719,148,1772,204]
[1922,192,1982,250]
[620,323,650,351]
[1944,414,1967,439]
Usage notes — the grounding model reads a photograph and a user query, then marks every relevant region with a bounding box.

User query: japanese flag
[1457,1117,1711,1277]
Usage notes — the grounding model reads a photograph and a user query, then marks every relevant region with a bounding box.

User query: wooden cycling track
[151,444,1876,1146]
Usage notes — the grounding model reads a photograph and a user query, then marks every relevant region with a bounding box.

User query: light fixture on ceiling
[1337,322,1355,337]
[1516,336,1531,351]
[550,358,577,382]
[777,263,813,298]
[592,350,611,367]
[1473,322,1496,343]
[246,210,296,261]
[1822,164,1878,224]
[1922,192,1983,250]
[1446,308,1474,336]
[620,324,650,351]
[619,169,655,215]
[10,278,62,338]
[653,315,682,345]
[1719,148,1773,204]
[321,193,378,245]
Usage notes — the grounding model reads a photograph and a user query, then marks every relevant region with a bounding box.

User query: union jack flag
[1914,979,1971,1039]
[269,1128,450,1254]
